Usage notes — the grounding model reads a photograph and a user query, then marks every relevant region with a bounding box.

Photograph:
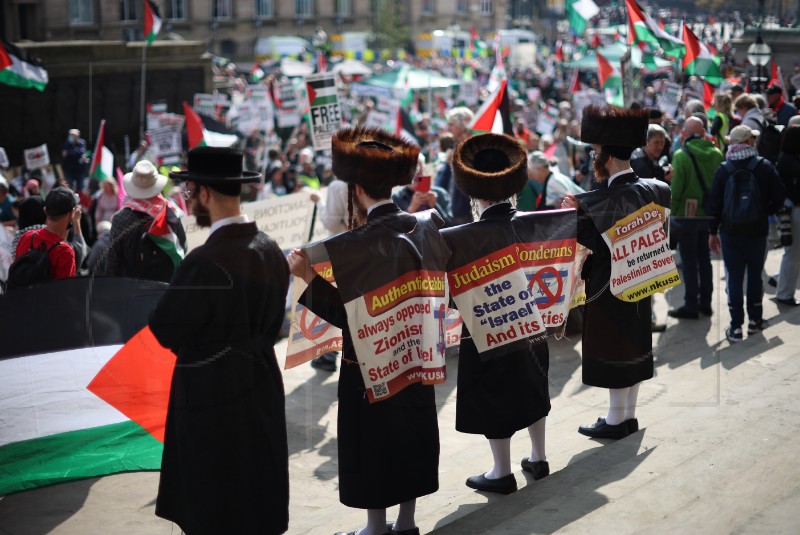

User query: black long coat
[577,173,658,389]
[149,222,290,535]
[444,203,551,438]
[299,203,440,510]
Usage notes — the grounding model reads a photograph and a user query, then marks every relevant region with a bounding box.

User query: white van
[254,36,312,62]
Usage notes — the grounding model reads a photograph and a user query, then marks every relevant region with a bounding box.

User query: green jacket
[670,137,724,217]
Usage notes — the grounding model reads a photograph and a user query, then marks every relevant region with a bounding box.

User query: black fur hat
[452,133,528,201]
[579,105,649,149]
[331,126,420,187]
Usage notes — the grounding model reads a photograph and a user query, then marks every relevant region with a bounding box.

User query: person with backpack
[707,126,787,343]
[668,117,724,319]
[96,160,186,282]
[9,187,79,288]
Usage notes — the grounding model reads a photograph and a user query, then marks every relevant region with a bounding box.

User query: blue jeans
[720,233,767,329]
[676,218,713,311]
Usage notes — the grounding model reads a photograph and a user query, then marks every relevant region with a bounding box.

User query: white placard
[24,144,50,170]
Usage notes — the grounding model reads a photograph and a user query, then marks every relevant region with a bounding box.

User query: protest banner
[284,245,343,369]
[602,202,681,301]
[180,190,317,252]
[275,80,302,128]
[323,212,449,402]
[576,180,679,302]
[147,127,182,159]
[656,82,682,118]
[458,80,480,106]
[443,210,579,358]
[536,104,560,135]
[23,143,49,170]
[305,73,343,152]
[0,147,8,169]
[572,90,607,119]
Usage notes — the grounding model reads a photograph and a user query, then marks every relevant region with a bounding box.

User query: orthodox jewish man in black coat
[288,127,451,535]
[442,133,552,495]
[562,106,672,440]
[149,147,291,535]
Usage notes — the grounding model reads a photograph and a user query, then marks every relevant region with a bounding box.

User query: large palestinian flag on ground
[0,277,174,495]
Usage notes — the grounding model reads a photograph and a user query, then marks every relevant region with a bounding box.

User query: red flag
[555,40,564,62]
[703,81,715,111]
[316,50,327,73]
[182,101,205,149]
[768,61,780,88]
[543,143,558,159]
[591,33,601,48]
[0,41,12,70]
[568,69,581,94]
[658,16,665,30]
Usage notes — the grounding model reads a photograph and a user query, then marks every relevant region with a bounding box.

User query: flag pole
[139,44,147,142]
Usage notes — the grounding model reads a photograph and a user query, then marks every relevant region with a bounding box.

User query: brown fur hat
[331,126,420,187]
[452,133,528,201]
[579,105,649,148]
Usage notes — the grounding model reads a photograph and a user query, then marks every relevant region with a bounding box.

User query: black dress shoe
[311,352,337,372]
[667,307,699,319]
[465,473,517,494]
[699,306,713,317]
[626,418,639,434]
[578,417,630,439]
[386,522,420,535]
[776,297,800,306]
[335,531,389,535]
[520,458,550,480]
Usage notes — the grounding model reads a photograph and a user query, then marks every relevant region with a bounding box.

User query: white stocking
[486,438,512,479]
[606,387,629,425]
[527,417,546,462]
[624,383,640,421]
[356,508,386,535]
[393,499,416,532]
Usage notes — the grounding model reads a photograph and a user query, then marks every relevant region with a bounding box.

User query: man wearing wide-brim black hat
[443,133,552,495]
[562,105,672,440]
[149,146,291,535]
[288,126,450,535]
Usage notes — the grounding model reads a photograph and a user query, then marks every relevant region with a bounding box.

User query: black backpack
[756,116,783,163]
[7,233,64,290]
[721,158,765,236]
[123,231,175,283]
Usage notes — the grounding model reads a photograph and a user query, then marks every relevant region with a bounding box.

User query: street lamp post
[747,34,772,93]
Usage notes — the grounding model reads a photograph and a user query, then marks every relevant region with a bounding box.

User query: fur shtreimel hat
[452,133,528,201]
[331,126,420,188]
[579,105,649,149]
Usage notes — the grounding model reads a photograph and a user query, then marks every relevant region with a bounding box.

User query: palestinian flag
[306,76,338,108]
[0,39,48,92]
[148,204,185,268]
[144,0,162,46]
[182,102,238,149]
[397,107,419,145]
[0,277,174,495]
[316,50,327,73]
[566,0,600,36]
[555,40,564,62]
[568,69,582,94]
[703,80,715,114]
[597,52,623,106]
[89,119,113,182]
[468,79,513,135]
[591,33,601,49]
[681,22,722,86]
[626,0,685,59]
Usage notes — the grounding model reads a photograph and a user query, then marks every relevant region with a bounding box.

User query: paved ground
[1,248,799,535]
